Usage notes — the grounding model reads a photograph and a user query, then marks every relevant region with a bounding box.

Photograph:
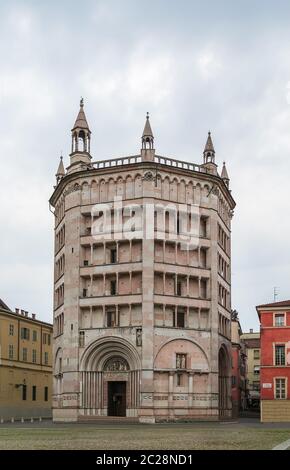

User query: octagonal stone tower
[50,102,235,422]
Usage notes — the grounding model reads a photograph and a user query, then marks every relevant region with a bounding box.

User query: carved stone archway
[79,337,140,417]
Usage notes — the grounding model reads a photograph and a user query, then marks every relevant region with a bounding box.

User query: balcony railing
[91,155,141,169]
[154,155,203,173]
[90,154,205,173]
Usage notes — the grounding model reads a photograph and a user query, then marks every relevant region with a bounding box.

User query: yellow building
[0,299,52,420]
[240,330,260,407]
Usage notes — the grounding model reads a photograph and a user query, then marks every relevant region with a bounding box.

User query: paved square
[0,419,289,450]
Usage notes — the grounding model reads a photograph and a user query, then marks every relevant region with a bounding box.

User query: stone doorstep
[77,416,230,424]
[77,416,139,423]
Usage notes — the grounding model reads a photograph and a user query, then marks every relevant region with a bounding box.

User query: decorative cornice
[50,160,236,209]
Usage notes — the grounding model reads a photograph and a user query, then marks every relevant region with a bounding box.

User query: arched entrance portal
[80,337,141,418]
[104,357,129,417]
[218,346,230,419]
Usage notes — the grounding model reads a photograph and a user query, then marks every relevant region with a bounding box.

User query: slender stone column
[90,306,93,328]
[102,305,105,327]
[188,372,194,408]
[103,243,106,264]
[103,274,106,295]
[129,303,132,326]
[168,371,174,414]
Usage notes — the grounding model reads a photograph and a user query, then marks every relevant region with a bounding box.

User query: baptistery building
[50,100,235,422]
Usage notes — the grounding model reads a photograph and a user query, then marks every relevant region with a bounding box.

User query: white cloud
[0,68,56,120]
[197,49,223,79]
[7,5,35,35]
[286,81,290,105]
[127,48,174,104]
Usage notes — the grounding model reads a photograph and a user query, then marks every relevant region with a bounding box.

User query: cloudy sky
[0,0,290,331]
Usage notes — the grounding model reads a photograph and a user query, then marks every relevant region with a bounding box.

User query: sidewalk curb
[272,438,290,450]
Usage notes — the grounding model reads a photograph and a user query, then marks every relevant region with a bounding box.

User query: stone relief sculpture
[176,353,186,369]
[136,328,142,346]
[104,357,129,372]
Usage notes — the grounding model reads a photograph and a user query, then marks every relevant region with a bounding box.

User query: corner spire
[221,161,230,187]
[56,155,65,184]
[70,99,91,156]
[141,112,155,162]
[72,98,91,132]
[142,112,154,140]
[69,99,92,172]
[204,131,215,154]
[201,130,217,175]
[203,131,215,164]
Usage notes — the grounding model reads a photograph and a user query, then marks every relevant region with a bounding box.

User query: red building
[256,300,290,422]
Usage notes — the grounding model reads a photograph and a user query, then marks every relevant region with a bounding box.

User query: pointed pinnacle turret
[70,99,92,166]
[141,112,155,161]
[56,156,65,177]
[72,97,91,132]
[203,130,216,168]
[142,112,154,139]
[201,130,217,174]
[204,131,215,154]
[56,155,65,184]
[221,161,230,187]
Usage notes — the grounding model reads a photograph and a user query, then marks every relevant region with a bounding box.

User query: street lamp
[15,379,26,389]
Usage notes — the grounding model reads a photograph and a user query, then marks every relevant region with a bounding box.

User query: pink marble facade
[51,115,235,422]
